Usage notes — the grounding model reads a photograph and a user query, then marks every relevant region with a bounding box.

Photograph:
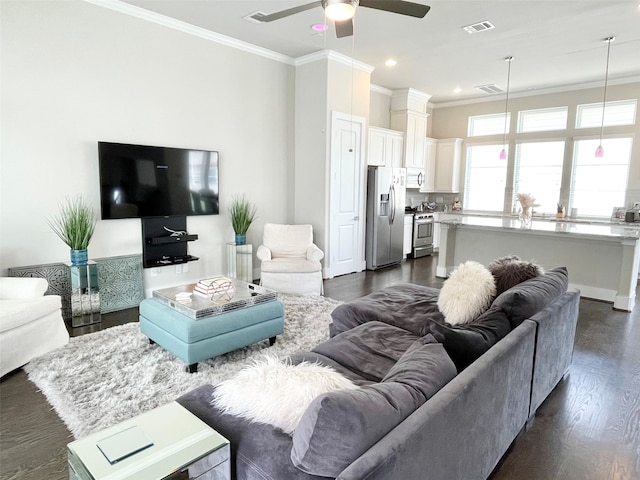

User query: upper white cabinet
[389,88,431,171]
[434,138,463,193]
[367,127,404,168]
[403,114,428,168]
[421,137,438,193]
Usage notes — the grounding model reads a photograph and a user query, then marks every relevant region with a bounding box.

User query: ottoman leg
[186,363,198,374]
[149,339,156,345]
[269,336,276,346]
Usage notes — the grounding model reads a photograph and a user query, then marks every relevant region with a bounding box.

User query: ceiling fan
[250,0,431,38]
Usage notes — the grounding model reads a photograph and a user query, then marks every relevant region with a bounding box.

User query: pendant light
[499,56,513,160]
[595,36,615,158]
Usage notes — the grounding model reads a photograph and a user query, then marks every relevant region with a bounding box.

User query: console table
[68,401,230,479]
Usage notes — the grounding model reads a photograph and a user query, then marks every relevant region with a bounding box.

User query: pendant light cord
[599,38,613,145]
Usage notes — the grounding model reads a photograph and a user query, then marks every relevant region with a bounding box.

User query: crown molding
[432,75,640,109]
[370,84,393,96]
[295,50,375,74]
[83,0,295,65]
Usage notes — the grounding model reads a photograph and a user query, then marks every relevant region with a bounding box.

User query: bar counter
[436,214,640,311]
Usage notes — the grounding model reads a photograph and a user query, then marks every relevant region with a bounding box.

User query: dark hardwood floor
[1,255,638,480]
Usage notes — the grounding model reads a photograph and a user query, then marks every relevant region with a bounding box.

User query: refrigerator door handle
[389,184,395,224]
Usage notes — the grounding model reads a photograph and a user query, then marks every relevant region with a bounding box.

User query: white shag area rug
[24,294,342,439]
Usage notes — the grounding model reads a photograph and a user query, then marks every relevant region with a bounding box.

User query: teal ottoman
[139,298,285,372]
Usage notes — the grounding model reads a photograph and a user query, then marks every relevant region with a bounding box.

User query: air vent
[462,21,495,34]
[244,11,267,23]
[475,84,505,95]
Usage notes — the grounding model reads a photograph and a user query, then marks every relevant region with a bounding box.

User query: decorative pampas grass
[213,354,358,435]
[438,261,496,325]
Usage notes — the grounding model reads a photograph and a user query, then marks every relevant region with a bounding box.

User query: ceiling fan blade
[253,1,322,22]
[335,18,354,38]
[359,0,431,18]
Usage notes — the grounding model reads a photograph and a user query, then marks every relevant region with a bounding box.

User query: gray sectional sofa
[178,266,579,480]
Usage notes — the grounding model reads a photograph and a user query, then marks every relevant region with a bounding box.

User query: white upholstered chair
[0,277,69,377]
[257,224,324,296]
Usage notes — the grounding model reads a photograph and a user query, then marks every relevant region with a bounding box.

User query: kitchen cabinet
[367,127,404,167]
[421,137,437,192]
[434,138,463,193]
[403,214,414,256]
[406,168,424,189]
[403,114,428,168]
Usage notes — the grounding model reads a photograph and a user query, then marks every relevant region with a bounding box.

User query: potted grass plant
[229,195,257,245]
[48,195,97,265]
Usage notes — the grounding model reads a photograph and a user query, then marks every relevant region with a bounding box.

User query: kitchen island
[437,215,640,311]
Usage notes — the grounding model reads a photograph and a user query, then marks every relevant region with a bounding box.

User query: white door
[329,111,366,278]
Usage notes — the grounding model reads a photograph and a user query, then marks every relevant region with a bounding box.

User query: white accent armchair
[0,277,69,377]
[257,224,324,296]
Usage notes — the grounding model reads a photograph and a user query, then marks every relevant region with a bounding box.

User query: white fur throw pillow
[212,354,358,435]
[438,261,496,325]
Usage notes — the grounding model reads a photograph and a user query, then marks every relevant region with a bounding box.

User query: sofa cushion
[488,255,544,296]
[260,257,322,273]
[438,261,496,325]
[290,337,456,477]
[0,296,62,332]
[330,283,442,337]
[492,266,569,327]
[428,305,512,372]
[212,354,358,435]
[312,321,421,382]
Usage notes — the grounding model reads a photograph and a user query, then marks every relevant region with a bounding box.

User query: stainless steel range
[411,212,434,258]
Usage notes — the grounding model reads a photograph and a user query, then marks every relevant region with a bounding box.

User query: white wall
[0,0,295,291]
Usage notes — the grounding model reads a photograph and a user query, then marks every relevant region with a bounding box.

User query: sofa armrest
[306,244,324,262]
[0,277,48,300]
[256,245,272,262]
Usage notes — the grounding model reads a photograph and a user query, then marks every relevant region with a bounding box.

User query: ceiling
[121,0,640,104]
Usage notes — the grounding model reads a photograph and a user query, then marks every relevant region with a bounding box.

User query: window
[463,144,508,211]
[468,113,510,137]
[513,141,565,214]
[570,137,633,217]
[576,99,637,129]
[518,107,568,133]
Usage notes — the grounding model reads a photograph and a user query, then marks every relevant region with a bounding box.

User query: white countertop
[437,214,640,240]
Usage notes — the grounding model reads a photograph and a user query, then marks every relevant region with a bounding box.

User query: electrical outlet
[182,263,189,273]
[150,268,159,278]
[175,264,182,274]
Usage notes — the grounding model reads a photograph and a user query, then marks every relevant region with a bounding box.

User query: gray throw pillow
[492,266,568,327]
[290,338,456,477]
[488,255,544,296]
[429,305,512,372]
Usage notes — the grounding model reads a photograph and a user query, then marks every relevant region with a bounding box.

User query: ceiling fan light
[324,0,357,21]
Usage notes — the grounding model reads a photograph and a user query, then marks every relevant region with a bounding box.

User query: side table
[226,243,253,283]
[65,261,100,327]
[68,401,230,480]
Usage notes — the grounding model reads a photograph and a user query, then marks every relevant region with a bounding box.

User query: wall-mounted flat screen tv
[98,141,219,219]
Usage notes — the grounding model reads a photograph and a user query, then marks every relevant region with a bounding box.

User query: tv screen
[98,142,219,219]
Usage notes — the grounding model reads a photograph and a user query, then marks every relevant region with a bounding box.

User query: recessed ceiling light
[385,59,397,67]
[453,87,463,93]
[311,23,328,32]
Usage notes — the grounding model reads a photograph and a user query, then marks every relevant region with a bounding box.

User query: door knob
[353,216,360,221]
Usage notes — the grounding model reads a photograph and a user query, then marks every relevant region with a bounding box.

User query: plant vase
[235,233,246,246]
[519,207,532,227]
[70,249,88,266]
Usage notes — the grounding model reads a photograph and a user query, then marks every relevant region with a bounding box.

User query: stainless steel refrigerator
[365,166,407,270]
